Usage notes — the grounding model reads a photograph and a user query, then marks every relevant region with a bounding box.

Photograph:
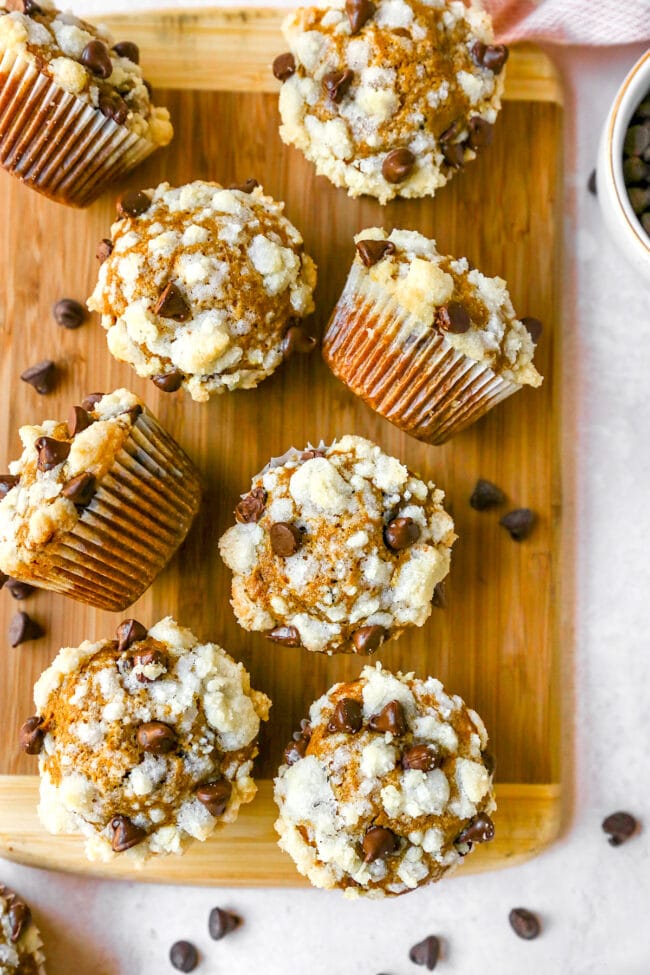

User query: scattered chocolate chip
[281,324,317,358]
[154,282,191,322]
[7,900,31,943]
[509,907,541,940]
[270,522,302,557]
[131,647,168,682]
[431,581,446,608]
[136,721,177,754]
[68,405,93,437]
[402,743,440,771]
[442,141,465,168]
[368,700,406,736]
[381,147,415,183]
[284,737,308,765]
[266,625,301,647]
[384,516,421,551]
[228,178,259,193]
[352,624,386,654]
[96,238,113,263]
[113,40,139,63]
[9,611,43,646]
[346,0,375,34]
[624,123,650,157]
[152,370,184,393]
[435,301,471,334]
[355,238,396,267]
[468,116,494,149]
[587,168,597,195]
[80,39,113,79]
[110,814,146,852]
[19,715,44,754]
[439,119,462,144]
[602,810,638,846]
[0,476,18,499]
[209,907,241,941]
[328,698,362,734]
[455,812,495,845]
[196,779,232,817]
[20,360,56,394]
[409,935,441,970]
[5,0,42,15]
[235,487,267,524]
[81,392,104,411]
[117,190,150,218]
[170,941,198,973]
[471,41,509,74]
[116,618,147,653]
[272,52,296,82]
[470,478,505,511]
[521,316,543,342]
[323,68,354,103]
[98,92,129,125]
[53,298,86,329]
[362,825,398,863]
[35,436,70,472]
[6,578,35,600]
[500,508,535,541]
[62,472,97,507]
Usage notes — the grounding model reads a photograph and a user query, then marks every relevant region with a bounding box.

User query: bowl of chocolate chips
[597,49,650,280]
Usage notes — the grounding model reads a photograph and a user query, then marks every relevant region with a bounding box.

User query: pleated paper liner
[16,411,202,611]
[322,266,522,445]
[0,48,159,207]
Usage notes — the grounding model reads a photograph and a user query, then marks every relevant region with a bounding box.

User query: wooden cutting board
[0,8,567,885]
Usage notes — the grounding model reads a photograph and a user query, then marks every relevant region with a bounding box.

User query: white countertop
[2,8,649,972]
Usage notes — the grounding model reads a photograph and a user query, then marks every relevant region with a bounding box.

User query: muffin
[87,180,318,401]
[274,663,496,897]
[0,884,46,974]
[20,616,271,863]
[0,389,201,610]
[219,435,455,654]
[0,1,173,207]
[322,229,542,444]
[273,0,506,203]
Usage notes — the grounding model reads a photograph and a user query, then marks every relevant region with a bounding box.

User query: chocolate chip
[20,360,56,394]
[35,436,71,472]
[116,618,147,653]
[352,625,386,654]
[402,743,440,771]
[7,900,31,943]
[81,392,104,411]
[196,779,232,817]
[455,812,495,845]
[300,448,326,460]
[9,611,43,646]
[431,581,446,608]
[270,522,302,557]
[362,825,398,863]
[62,472,97,507]
[442,142,465,168]
[68,405,93,437]
[500,508,535,541]
[113,40,139,63]
[482,750,496,776]
[80,39,113,79]
[284,736,308,765]
[0,476,18,498]
[136,721,176,754]
[355,238,396,267]
[468,116,494,149]
[170,941,198,973]
[130,648,167,684]
[235,487,267,524]
[381,147,415,183]
[470,478,505,511]
[602,810,638,846]
[624,123,650,157]
[208,907,241,941]
[281,324,317,358]
[6,578,35,600]
[266,625,301,647]
[368,700,406,736]
[99,92,129,125]
[53,298,86,329]
[346,0,375,34]
[5,0,42,15]
[19,715,44,754]
[272,52,296,82]
[228,178,259,193]
[521,316,543,342]
[471,41,509,74]
[409,935,441,970]
[384,516,421,551]
[328,698,362,734]
[152,370,184,392]
[117,190,150,218]
[154,282,191,321]
[509,907,541,940]
[323,69,354,103]
[587,169,597,195]
[110,814,146,852]
[436,301,471,334]
[96,238,113,263]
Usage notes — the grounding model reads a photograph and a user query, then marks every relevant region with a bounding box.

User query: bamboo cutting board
[0,9,567,885]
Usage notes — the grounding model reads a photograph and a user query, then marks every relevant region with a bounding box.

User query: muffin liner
[0,47,158,207]
[17,411,202,611]
[322,264,522,445]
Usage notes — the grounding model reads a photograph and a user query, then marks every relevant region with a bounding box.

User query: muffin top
[274,664,496,897]
[0,0,172,145]
[276,0,506,203]
[25,617,271,862]
[88,181,318,401]
[350,228,542,384]
[219,435,455,654]
[0,885,45,975]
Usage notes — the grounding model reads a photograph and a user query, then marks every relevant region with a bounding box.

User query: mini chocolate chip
[117,190,150,218]
[35,436,71,472]
[273,52,296,81]
[587,169,597,195]
[442,141,465,168]
[284,736,308,765]
[436,301,471,334]
[6,578,35,600]
[235,487,267,524]
[281,324,317,358]
[500,508,535,541]
[468,116,494,149]
[439,119,462,144]
[19,715,44,754]
[53,297,86,329]
[196,779,232,817]
[602,811,638,846]
[384,516,421,551]
[521,316,543,342]
[68,405,93,437]
[266,625,301,647]
[110,814,146,852]
[136,721,176,754]
[113,40,139,63]
[431,581,446,608]
[352,625,386,654]
[471,41,509,74]
[270,522,302,557]
[98,92,129,125]
[154,282,191,321]
[152,370,184,392]
[170,941,198,973]
[5,0,42,13]
[382,147,415,183]
[9,611,43,646]
[328,698,362,734]
[80,39,113,79]
[456,812,495,845]
[116,618,147,653]
[346,0,375,34]
[20,360,56,395]
[7,900,31,943]
[368,700,406,736]
[228,178,259,193]
[132,647,168,682]
[409,935,441,970]
[470,478,505,511]
[355,238,395,267]
[624,124,650,157]
[81,392,104,411]
[62,472,97,507]
[509,907,541,940]
[96,238,113,263]
[362,825,398,863]
[208,907,241,941]
[323,68,354,103]
[0,476,18,498]
[402,743,440,771]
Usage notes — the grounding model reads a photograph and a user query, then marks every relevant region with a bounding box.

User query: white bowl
[597,49,650,283]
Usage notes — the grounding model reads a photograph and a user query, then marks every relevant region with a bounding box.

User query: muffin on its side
[322,228,542,444]
[20,617,271,864]
[0,1,172,206]
[0,389,201,610]
[274,663,496,897]
[0,883,46,974]
[274,0,506,203]
[88,180,318,402]
[219,435,455,654]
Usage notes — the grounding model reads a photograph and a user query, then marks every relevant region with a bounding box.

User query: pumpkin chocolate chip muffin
[20,617,271,863]
[0,884,46,974]
[219,435,455,654]
[88,180,318,401]
[273,0,506,203]
[274,663,496,897]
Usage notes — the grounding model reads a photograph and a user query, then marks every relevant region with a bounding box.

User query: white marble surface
[2,6,650,971]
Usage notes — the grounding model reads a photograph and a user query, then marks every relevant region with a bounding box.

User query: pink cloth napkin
[483,0,650,44]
